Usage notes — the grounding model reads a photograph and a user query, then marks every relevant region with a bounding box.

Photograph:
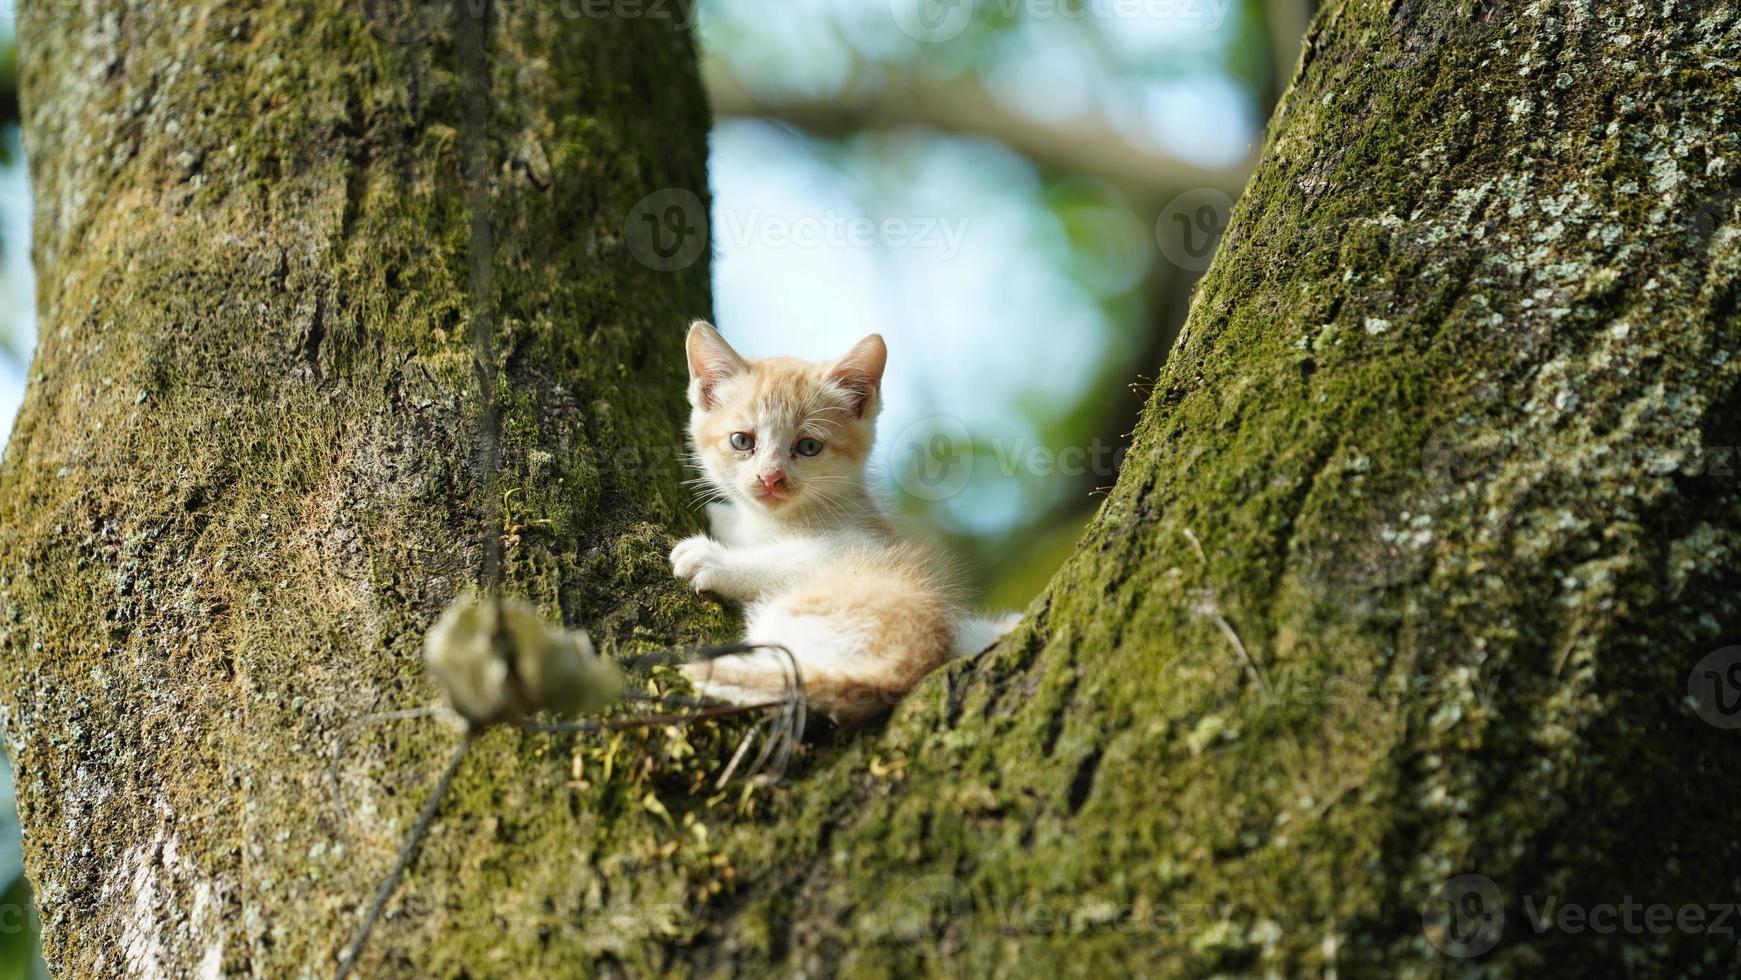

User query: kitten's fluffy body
[671,321,1015,722]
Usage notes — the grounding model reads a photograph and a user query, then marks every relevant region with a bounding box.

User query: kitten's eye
[729,432,755,452]
[794,438,825,457]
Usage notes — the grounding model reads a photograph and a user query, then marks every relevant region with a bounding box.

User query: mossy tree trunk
[3,1,1740,978]
[0,1,723,974]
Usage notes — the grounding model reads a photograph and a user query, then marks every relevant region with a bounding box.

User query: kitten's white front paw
[670,534,728,594]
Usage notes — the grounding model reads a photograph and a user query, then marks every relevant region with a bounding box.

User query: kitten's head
[684,320,885,519]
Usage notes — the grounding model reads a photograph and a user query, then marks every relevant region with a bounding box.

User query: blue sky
[0,142,32,444]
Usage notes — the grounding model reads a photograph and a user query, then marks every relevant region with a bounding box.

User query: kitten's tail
[952,612,1023,657]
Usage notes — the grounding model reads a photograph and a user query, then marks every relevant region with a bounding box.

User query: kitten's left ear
[829,333,887,418]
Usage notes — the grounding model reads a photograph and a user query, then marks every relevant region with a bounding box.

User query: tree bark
[0,1,722,975]
[3,1,1740,978]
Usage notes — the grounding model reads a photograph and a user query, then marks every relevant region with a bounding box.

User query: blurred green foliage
[0,758,45,979]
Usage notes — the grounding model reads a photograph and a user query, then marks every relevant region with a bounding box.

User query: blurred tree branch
[1262,0,1315,105]
[704,63,1248,205]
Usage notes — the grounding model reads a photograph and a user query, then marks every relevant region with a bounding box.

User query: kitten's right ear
[685,320,747,409]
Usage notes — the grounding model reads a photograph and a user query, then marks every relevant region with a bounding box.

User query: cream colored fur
[671,321,1017,722]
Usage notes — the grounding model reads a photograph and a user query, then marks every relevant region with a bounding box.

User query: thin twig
[772,646,805,778]
[329,706,450,826]
[522,700,785,733]
[1210,610,1272,697]
[715,720,763,789]
[663,641,807,780]
[335,729,476,980]
[1181,526,1208,565]
[1182,527,1271,697]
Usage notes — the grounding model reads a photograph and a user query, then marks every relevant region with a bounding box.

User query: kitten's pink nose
[758,470,786,493]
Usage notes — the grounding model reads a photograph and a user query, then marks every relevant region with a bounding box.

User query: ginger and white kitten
[670,321,1018,723]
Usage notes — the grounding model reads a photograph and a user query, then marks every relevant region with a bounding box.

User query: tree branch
[704,63,1248,204]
